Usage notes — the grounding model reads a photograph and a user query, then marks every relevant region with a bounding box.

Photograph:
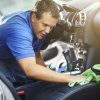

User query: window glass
[0,0,37,15]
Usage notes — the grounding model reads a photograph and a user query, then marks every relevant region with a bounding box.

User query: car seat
[31,82,100,100]
[10,66,100,100]
[0,72,20,100]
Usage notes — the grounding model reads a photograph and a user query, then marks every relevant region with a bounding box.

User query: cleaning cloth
[68,64,100,87]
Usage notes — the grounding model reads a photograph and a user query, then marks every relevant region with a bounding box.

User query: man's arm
[18,57,85,83]
[35,52,46,67]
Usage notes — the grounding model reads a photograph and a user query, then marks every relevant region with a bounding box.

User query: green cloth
[68,64,100,87]
[92,64,100,83]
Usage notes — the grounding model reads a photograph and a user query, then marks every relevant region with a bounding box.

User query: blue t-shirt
[0,11,45,60]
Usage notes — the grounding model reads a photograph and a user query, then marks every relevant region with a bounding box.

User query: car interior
[0,1,100,100]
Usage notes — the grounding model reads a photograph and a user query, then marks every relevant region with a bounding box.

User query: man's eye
[43,23,54,31]
[43,24,48,27]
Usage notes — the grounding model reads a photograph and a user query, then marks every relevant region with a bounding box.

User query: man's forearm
[24,62,85,83]
[18,57,85,83]
[27,63,69,83]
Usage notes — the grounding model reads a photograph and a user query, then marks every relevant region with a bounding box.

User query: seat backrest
[0,72,20,100]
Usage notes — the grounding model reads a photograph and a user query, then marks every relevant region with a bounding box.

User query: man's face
[31,12,58,39]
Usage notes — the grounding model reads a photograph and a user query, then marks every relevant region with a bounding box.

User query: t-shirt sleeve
[6,23,35,60]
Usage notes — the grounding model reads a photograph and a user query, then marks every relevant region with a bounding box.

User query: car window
[0,0,37,15]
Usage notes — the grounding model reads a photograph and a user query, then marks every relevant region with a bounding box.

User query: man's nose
[45,27,51,34]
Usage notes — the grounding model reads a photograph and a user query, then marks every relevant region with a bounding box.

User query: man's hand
[68,75,88,87]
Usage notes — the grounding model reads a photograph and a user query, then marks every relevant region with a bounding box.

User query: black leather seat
[0,72,21,100]
[62,83,100,100]
[0,71,100,100]
[31,82,100,100]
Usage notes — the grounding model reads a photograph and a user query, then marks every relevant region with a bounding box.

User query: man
[0,0,85,85]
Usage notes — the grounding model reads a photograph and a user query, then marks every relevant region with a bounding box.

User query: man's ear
[31,13,36,22]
